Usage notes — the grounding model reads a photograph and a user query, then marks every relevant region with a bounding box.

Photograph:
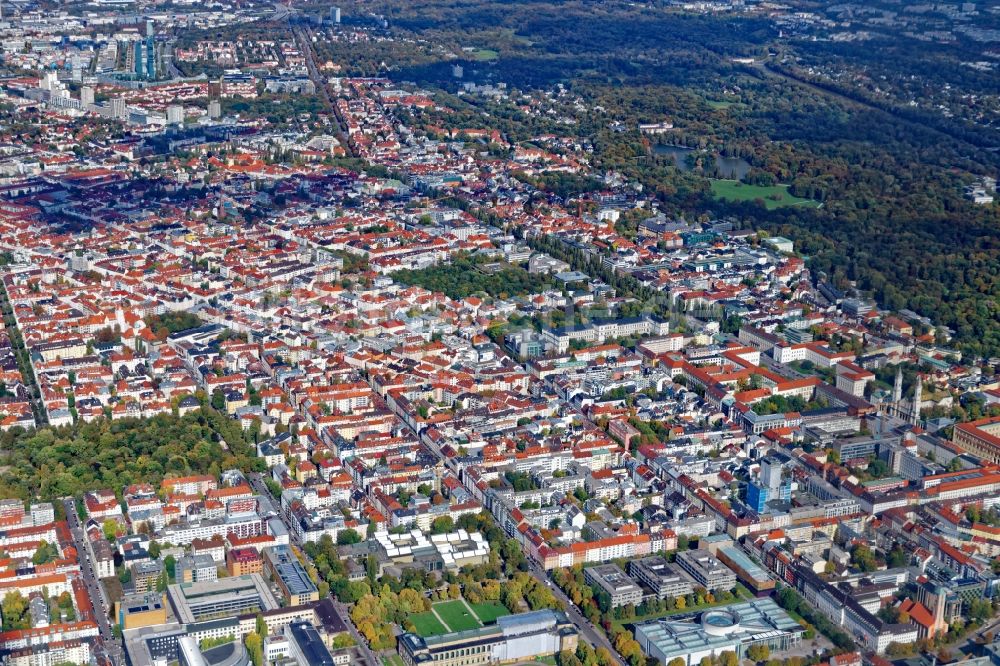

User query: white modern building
[634,599,803,666]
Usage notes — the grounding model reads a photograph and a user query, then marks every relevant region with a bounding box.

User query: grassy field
[706,99,735,109]
[410,600,488,636]
[384,656,405,666]
[472,48,500,61]
[710,180,820,210]
[435,599,481,632]
[470,602,510,624]
[409,611,449,637]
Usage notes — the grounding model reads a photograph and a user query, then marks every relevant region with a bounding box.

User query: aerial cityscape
[0,0,998,665]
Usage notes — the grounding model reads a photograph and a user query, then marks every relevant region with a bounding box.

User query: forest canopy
[331,0,1000,357]
[0,409,263,501]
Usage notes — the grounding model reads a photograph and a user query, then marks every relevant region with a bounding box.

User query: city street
[291,23,355,158]
[332,599,382,666]
[527,561,627,666]
[61,498,123,665]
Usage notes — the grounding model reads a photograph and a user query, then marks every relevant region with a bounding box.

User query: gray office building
[584,564,643,608]
[167,574,279,623]
[675,549,737,591]
[629,556,695,599]
[176,553,219,585]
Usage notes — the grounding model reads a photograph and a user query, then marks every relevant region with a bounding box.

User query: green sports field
[409,599,512,637]
[706,99,735,109]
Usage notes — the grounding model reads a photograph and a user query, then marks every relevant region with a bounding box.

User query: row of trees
[610,586,743,622]
[1,591,30,631]
[0,590,75,630]
[244,615,268,666]
[303,533,374,602]
[501,571,561,613]
[352,584,434,648]
[555,642,619,666]
[752,394,827,416]
[143,311,203,341]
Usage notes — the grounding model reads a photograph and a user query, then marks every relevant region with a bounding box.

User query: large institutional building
[398,610,577,666]
[634,599,804,666]
[953,415,1000,463]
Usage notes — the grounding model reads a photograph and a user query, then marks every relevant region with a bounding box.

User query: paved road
[247,473,280,517]
[0,278,46,424]
[955,613,1000,656]
[62,498,124,665]
[527,562,626,666]
[273,1,293,21]
[759,354,806,379]
[291,24,356,157]
[162,40,183,79]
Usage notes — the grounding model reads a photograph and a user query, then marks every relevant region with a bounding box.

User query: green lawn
[384,656,405,666]
[410,612,449,637]
[473,48,499,61]
[470,602,510,624]
[710,180,820,210]
[435,600,481,632]
[706,99,735,109]
[511,658,557,666]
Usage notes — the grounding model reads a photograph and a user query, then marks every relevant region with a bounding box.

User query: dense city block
[0,1,998,666]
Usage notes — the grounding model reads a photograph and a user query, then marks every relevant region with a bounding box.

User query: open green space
[435,599,482,632]
[706,99,735,109]
[299,0,1000,359]
[409,611,449,637]
[384,655,405,666]
[472,48,499,61]
[470,601,510,624]
[410,600,486,636]
[710,180,821,210]
[392,252,554,299]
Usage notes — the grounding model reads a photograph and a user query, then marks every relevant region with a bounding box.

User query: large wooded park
[302,0,1000,358]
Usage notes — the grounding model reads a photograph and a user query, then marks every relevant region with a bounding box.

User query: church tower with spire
[911,375,923,426]
[889,368,903,416]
